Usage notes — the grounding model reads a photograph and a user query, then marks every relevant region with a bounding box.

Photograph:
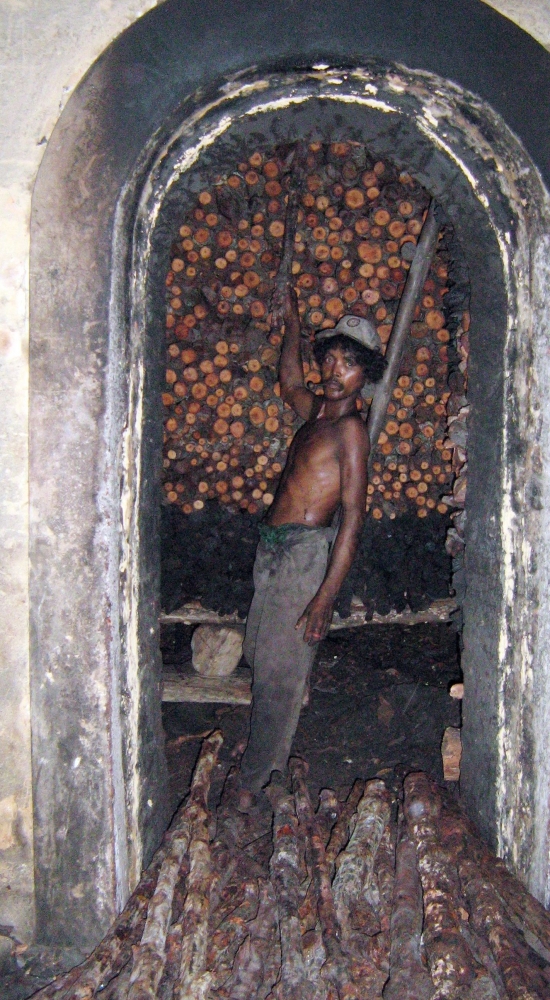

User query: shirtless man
[239,285,386,793]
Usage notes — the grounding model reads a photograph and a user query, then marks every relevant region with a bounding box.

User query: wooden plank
[162,669,252,705]
[330,598,457,630]
[160,598,457,631]
[161,667,311,706]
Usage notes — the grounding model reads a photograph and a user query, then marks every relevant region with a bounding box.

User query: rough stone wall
[0,0,549,947]
[0,0,159,949]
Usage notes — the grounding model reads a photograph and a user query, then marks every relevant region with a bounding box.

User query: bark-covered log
[170,731,223,1000]
[383,823,434,1000]
[289,759,353,998]
[459,858,546,1000]
[366,818,395,976]
[126,836,191,1000]
[444,800,550,961]
[264,779,322,1000]
[325,781,365,867]
[227,880,280,1000]
[403,772,476,998]
[316,790,342,846]
[332,780,391,956]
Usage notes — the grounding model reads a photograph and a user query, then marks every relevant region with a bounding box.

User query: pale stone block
[191,626,244,677]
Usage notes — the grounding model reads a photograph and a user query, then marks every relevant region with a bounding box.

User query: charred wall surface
[29,0,550,950]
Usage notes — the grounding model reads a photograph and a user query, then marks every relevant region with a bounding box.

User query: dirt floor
[161,621,462,815]
[2,622,461,999]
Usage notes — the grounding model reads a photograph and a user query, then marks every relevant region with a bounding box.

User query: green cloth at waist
[258,523,298,549]
[258,522,334,551]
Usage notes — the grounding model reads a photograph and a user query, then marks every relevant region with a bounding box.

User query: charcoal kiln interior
[155,118,469,773]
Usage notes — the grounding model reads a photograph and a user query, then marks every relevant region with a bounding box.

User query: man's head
[313,315,386,401]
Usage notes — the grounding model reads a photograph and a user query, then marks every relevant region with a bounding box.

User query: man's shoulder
[337,412,370,443]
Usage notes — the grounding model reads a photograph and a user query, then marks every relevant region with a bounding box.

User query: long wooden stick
[127,730,223,1000]
[227,879,279,1000]
[270,142,308,330]
[459,858,545,1000]
[325,780,365,868]
[332,780,391,955]
[367,199,440,470]
[126,835,191,1000]
[443,799,550,958]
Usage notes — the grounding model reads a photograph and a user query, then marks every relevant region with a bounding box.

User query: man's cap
[315,314,382,353]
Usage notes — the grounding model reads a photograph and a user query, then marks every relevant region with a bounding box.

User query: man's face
[321,345,366,400]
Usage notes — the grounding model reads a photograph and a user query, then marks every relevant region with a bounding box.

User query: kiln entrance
[29,43,550,957]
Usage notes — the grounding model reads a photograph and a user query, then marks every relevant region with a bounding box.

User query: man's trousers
[239,523,333,792]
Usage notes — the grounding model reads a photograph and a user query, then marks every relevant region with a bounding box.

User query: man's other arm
[296,419,369,644]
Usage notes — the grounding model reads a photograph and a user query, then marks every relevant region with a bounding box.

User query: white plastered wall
[0,0,548,946]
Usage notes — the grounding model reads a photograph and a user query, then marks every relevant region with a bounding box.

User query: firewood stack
[36,735,550,1000]
[162,141,469,522]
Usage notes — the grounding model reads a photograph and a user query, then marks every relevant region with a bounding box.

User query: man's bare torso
[267,405,369,528]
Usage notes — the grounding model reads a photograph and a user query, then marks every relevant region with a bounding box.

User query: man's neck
[320,394,360,422]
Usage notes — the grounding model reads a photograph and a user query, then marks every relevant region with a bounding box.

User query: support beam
[367,200,440,468]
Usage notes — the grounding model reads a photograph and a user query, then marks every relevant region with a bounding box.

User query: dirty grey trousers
[240,524,334,792]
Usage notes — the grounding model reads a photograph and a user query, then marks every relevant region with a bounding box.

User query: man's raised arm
[278,285,316,421]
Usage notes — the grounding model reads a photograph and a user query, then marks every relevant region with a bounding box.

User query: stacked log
[161,142,468,521]
[32,746,550,1000]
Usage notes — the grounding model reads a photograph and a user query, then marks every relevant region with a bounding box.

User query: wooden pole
[270,142,308,329]
[367,200,440,471]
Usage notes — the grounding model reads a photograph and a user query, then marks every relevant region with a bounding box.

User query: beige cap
[315,314,382,352]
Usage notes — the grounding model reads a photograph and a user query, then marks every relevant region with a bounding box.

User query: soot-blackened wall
[30,0,550,949]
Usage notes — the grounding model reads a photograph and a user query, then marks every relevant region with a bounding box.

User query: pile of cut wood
[34,733,550,999]
[162,142,469,522]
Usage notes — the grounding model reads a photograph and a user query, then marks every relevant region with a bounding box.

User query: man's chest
[292,422,340,474]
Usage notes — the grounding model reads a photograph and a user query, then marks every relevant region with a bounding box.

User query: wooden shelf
[162,667,252,705]
[160,597,457,631]
[160,599,458,704]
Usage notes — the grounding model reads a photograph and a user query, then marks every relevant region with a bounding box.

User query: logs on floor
[32,734,550,1000]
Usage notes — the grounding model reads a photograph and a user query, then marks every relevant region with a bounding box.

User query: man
[239,285,386,793]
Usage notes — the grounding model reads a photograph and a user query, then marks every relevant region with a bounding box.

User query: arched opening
[29,0,550,954]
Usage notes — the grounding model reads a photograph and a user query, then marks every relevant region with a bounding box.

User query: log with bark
[332,780,391,955]
[289,758,353,998]
[403,771,477,998]
[382,819,434,1000]
[130,730,223,1000]
[264,777,322,1000]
